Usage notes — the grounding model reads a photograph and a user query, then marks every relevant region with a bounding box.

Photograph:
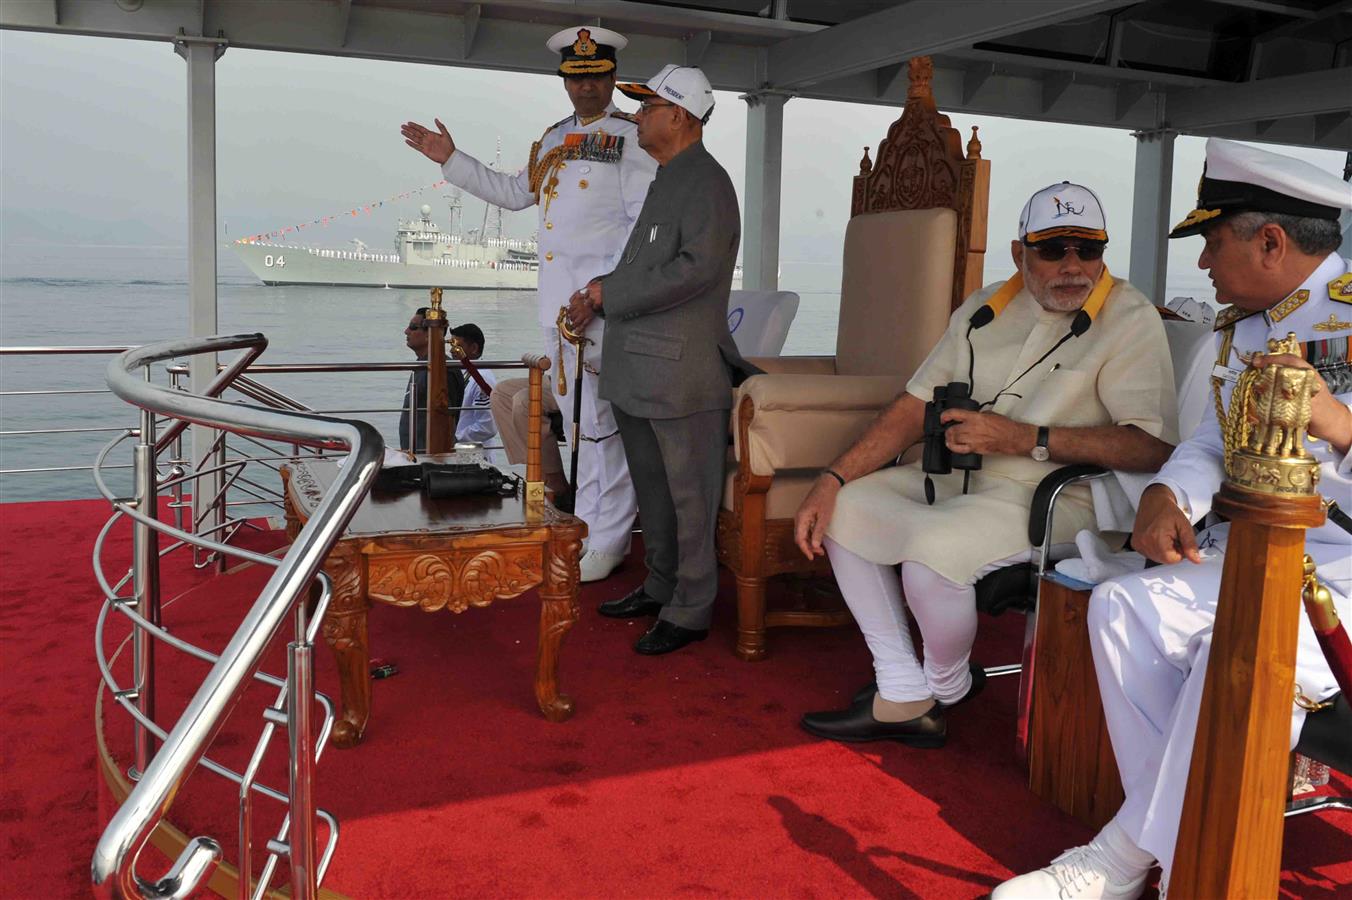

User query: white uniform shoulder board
[1329,272,1352,306]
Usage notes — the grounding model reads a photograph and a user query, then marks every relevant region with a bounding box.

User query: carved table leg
[319,543,371,748]
[536,534,582,722]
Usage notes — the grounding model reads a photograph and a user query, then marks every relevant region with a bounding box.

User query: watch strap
[1036,426,1050,450]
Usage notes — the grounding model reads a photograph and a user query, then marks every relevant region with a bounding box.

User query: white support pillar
[176,36,226,537]
[742,92,787,292]
[1128,128,1176,306]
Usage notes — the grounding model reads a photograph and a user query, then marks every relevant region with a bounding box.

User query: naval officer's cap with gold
[1170,137,1352,239]
[547,25,628,77]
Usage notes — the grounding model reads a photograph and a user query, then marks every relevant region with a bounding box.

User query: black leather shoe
[598,587,663,619]
[850,662,987,708]
[801,695,946,748]
[634,619,708,655]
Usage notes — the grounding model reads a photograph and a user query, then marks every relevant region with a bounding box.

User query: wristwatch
[1031,426,1050,462]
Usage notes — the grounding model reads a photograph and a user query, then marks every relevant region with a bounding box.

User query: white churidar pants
[824,537,1031,704]
[545,324,637,557]
[1089,522,1349,881]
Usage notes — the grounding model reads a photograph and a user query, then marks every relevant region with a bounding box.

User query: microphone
[1071,310,1092,337]
[969,305,996,330]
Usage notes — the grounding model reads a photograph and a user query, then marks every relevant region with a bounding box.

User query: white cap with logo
[618,64,716,122]
[1018,182,1109,244]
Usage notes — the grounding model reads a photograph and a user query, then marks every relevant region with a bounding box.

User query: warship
[232,192,539,290]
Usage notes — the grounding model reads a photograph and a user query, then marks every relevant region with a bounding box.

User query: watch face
[1031,446,1050,462]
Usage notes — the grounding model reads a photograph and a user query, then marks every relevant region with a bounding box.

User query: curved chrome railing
[91,334,384,899]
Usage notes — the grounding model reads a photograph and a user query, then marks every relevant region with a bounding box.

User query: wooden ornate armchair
[715,57,991,661]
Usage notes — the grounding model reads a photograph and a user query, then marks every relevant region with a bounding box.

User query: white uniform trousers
[1089,522,1350,882]
[545,323,637,557]
[824,538,1030,704]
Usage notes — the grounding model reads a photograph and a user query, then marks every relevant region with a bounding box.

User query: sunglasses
[1024,240,1106,262]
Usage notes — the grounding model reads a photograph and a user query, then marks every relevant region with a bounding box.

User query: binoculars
[375,462,515,499]
[922,382,982,504]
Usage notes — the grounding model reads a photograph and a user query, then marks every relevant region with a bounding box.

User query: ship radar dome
[420,204,432,216]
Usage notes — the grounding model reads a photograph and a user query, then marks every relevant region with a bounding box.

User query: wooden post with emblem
[1170,333,1327,899]
[423,287,453,454]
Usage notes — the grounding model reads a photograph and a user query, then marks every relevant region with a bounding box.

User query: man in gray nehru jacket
[565,65,757,656]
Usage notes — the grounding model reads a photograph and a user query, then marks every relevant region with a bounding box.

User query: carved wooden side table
[282,457,586,748]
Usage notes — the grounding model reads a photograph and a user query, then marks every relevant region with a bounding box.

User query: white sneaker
[579,549,624,583]
[992,844,1149,900]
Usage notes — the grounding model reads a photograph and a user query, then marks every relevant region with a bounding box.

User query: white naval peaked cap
[1170,138,1352,238]
[617,65,716,122]
[546,26,627,77]
[1018,182,1109,244]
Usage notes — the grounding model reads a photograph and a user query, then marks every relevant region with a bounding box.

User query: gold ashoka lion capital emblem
[573,29,597,58]
[1222,332,1323,496]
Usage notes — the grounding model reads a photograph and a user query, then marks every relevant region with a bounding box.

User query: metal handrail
[91,334,384,900]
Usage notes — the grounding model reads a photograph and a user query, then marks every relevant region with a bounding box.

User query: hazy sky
[1,28,1346,293]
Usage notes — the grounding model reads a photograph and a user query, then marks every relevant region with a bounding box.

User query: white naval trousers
[824,538,1031,704]
[545,324,637,557]
[1089,522,1350,881]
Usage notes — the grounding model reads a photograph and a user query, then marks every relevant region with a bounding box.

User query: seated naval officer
[996,142,1352,900]
[399,306,464,453]
[565,65,757,655]
[401,25,657,583]
[792,182,1178,747]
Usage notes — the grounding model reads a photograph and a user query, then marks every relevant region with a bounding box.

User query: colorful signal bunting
[237,179,450,244]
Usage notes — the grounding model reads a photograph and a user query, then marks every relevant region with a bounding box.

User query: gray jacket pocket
[624,329,686,360]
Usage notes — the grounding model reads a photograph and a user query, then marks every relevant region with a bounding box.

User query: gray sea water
[0,243,851,503]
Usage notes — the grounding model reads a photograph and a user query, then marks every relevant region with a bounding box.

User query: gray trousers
[612,405,728,630]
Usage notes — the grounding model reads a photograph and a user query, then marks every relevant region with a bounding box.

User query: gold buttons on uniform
[578,179,589,189]
[545,252,554,261]
[545,222,553,230]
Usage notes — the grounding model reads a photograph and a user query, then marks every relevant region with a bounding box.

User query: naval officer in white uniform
[996,140,1352,900]
[401,26,658,583]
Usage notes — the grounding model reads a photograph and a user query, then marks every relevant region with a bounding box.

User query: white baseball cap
[618,65,715,122]
[1018,182,1109,244]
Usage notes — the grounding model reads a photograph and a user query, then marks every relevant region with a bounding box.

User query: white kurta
[827,277,1178,584]
[1092,253,1352,880]
[441,106,657,556]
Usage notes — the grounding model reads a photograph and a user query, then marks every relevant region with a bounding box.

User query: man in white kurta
[794,183,1178,748]
[996,141,1352,900]
[401,26,658,582]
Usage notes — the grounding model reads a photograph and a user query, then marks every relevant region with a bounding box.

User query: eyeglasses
[1024,240,1106,262]
[638,100,677,114]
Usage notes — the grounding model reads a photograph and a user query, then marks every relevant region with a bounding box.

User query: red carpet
[3,498,1351,898]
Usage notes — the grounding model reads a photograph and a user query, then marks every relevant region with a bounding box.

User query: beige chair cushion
[722,465,821,519]
[733,374,907,475]
[835,207,957,377]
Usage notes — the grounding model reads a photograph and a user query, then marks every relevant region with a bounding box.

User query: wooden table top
[285,454,582,540]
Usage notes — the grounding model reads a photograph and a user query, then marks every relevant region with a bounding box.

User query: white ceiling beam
[684,29,712,66]
[471,0,819,42]
[875,63,907,99]
[1115,81,1150,120]
[962,62,992,105]
[766,0,1137,88]
[464,3,482,59]
[1168,66,1352,128]
[1205,0,1319,17]
[1041,70,1074,114]
[942,47,1226,88]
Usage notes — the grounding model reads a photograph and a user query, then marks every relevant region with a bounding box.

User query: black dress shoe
[850,661,988,708]
[634,619,708,655]
[598,587,663,619]
[801,694,946,748]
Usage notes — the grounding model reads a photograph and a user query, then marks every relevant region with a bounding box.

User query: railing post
[170,368,187,535]
[214,433,228,573]
[131,368,161,778]
[286,624,317,900]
